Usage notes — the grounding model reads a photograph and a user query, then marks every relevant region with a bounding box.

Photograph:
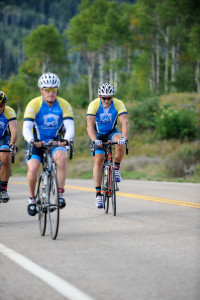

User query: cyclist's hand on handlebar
[9,143,18,154]
[94,139,102,146]
[58,139,68,147]
[34,140,43,148]
[117,137,127,145]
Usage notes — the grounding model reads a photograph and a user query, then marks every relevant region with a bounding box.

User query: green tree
[19,24,68,80]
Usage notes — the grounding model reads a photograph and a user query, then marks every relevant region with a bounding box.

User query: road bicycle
[28,139,74,240]
[0,145,17,203]
[92,140,128,216]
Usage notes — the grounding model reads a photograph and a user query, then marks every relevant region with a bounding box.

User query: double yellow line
[10,181,200,209]
[65,185,200,209]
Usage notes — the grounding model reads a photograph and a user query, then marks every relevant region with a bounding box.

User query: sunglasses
[101,96,112,101]
[0,102,5,107]
[43,88,58,93]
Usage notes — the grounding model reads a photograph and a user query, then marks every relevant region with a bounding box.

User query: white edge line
[0,243,94,300]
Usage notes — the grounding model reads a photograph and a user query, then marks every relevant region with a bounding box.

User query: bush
[157,108,198,140]
[129,97,160,133]
[164,144,200,177]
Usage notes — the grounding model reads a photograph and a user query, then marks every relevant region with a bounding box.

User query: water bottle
[105,165,108,175]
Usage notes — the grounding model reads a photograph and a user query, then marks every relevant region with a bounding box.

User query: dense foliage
[0,0,199,145]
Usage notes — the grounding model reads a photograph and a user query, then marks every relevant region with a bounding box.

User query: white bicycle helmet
[98,83,115,96]
[38,72,61,88]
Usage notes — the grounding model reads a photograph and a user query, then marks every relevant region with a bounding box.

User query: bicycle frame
[92,140,128,216]
[37,141,60,239]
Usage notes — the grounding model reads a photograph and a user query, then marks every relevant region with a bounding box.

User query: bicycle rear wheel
[111,165,116,216]
[47,170,59,240]
[102,166,109,213]
[37,174,47,236]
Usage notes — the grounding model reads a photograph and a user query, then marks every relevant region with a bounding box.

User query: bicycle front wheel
[111,165,116,216]
[37,174,47,236]
[102,166,109,213]
[47,170,60,240]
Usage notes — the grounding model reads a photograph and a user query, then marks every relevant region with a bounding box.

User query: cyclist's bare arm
[87,115,97,141]
[9,119,18,144]
[118,114,129,139]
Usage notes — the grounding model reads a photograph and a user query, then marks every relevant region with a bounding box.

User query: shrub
[164,144,200,177]
[157,108,198,140]
[129,97,160,133]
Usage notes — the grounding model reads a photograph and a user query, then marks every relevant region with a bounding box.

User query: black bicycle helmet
[0,91,7,103]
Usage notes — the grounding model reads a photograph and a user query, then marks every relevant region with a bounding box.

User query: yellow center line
[10,181,200,209]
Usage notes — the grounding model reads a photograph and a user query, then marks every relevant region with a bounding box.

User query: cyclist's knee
[54,152,67,166]
[94,156,104,168]
[27,160,40,176]
[0,152,10,163]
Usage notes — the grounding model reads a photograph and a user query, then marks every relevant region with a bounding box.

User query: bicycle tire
[37,174,47,236]
[47,170,59,240]
[102,166,109,213]
[111,165,116,216]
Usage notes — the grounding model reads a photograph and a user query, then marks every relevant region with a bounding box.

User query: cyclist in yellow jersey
[23,73,75,216]
[86,83,129,208]
[0,91,18,202]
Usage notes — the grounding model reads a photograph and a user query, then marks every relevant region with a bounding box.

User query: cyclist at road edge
[0,91,18,202]
[86,83,129,208]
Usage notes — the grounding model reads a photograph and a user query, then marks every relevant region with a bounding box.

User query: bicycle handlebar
[92,140,129,156]
[0,146,18,163]
[28,139,74,160]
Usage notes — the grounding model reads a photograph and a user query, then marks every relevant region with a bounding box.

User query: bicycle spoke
[47,170,59,240]
[102,166,109,213]
[111,165,116,216]
[37,175,47,236]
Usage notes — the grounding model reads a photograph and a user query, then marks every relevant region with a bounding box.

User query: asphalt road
[0,177,200,300]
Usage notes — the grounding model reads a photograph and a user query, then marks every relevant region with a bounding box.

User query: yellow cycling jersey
[0,106,16,138]
[24,95,73,120]
[24,95,73,142]
[87,98,127,134]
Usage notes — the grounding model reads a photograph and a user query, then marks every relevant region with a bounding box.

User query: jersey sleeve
[4,106,17,121]
[86,98,100,116]
[57,97,73,120]
[113,99,128,116]
[23,96,43,121]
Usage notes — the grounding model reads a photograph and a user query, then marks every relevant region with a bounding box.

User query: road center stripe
[0,243,94,300]
[10,181,200,208]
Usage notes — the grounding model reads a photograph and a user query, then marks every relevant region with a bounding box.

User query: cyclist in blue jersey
[23,73,75,216]
[0,91,18,202]
[86,83,129,208]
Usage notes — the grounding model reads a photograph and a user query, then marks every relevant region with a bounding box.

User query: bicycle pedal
[50,207,56,212]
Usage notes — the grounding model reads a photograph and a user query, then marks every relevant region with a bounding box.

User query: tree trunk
[164,27,169,94]
[127,46,131,75]
[176,38,180,74]
[109,46,114,84]
[195,59,200,93]
[150,50,155,93]
[87,51,96,102]
[98,51,104,85]
[155,32,160,94]
[171,45,176,92]
[113,47,118,89]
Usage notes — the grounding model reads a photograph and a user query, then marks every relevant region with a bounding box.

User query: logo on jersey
[26,107,35,117]
[42,114,59,128]
[120,104,126,110]
[100,113,112,123]
[8,111,16,118]
[0,121,5,129]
